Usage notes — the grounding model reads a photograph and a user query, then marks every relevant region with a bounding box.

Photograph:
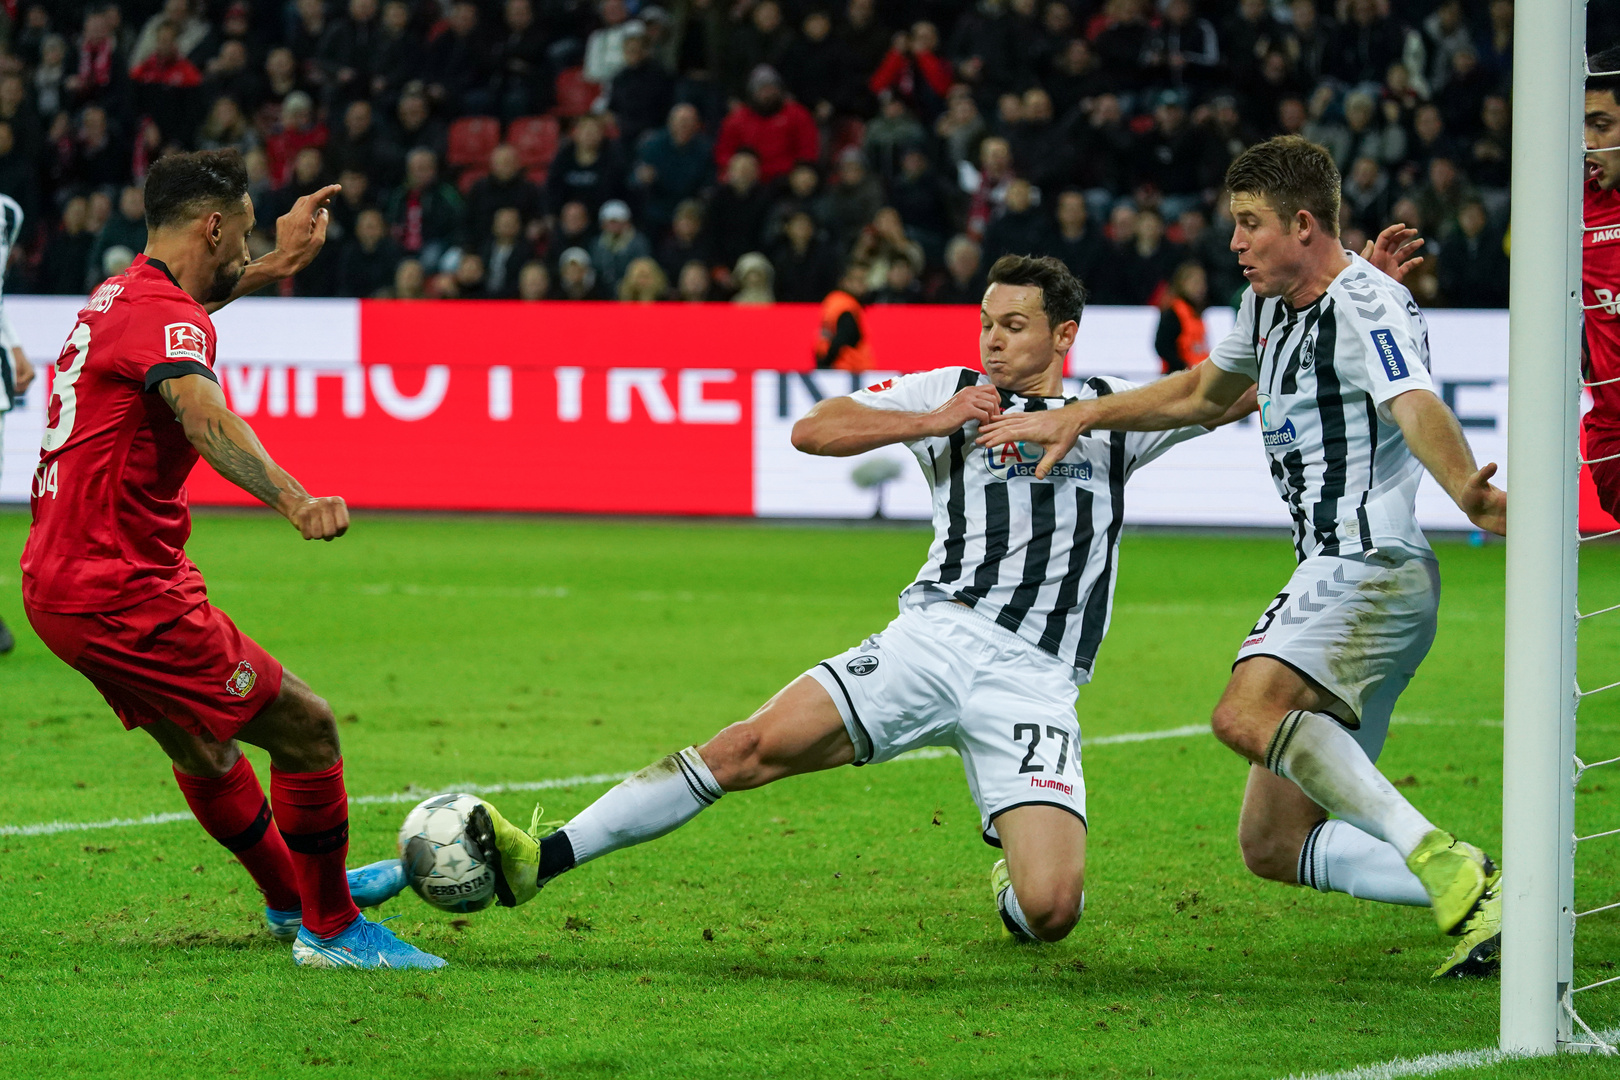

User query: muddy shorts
[1235,551,1439,762]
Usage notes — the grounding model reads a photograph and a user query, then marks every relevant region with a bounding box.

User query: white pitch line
[1280,1031,1620,1080]
[0,725,1214,839]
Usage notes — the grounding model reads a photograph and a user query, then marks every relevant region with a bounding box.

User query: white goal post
[1501,0,1583,1055]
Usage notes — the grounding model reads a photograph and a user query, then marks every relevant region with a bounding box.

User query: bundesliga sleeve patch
[1369,329,1410,381]
[165,322,209,362]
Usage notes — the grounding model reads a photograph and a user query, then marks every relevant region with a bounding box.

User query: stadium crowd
[0,0,1545,308]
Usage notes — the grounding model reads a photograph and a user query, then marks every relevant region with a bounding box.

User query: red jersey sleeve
[114,298,219,392]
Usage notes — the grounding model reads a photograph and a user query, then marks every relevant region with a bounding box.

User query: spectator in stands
[869,21,951,122]
[517,260,552,300]
[467,144,545,242]
[392,89,446,159]
[372,0,424,103]
[1470,95,1511,199]
[714,64,818,184]
[546,115,624,218]
[777,8,859,122]
[850,206,922,291]
[1342,156,1394,237]
[425,2,492,114]
[632,103,713,236]
[196,95,257,155]
[872,257,922,304]
[260,47,304,116]
[727,1,792,99]
[618,256,669,301]
[71,103,128,191]
[706,149,772,273]
[265,90,326,186]
[1413,156,1475,237]
[337,206,401,297]
[200,42,260,116]
[657,199,708,281]
[932,234,985,304]
[132,20,204,140]
[1406,104,1457,182]
[557,246,607,299]
[1154,261,1210,373]
[326,98,397,184]
[731,252,774,304]
[388,258,426,299]
[863,94,928,184]
[585,0,640,85]
[960,135,1015,242]
[591,199,651,293]
[87,186,147,287]
[40,195,95,295]
[888,148,955,258]
[820,147,884,253]
[770,210,838,303]
[763,163,821,243]
[481,206,530,298]
[34,34,70,118]
[1332,0,1406,84]
[1338,89,1406,173]
[1152,0,1221,95]
[491,0,552,120]
[385,147,466,271]
[551,200,596,265]
[934,84,987,172]
[0,124,36,224]
[604,26,673,147]
[676,259,716,302]
[318,0,382,108]
[131,0,212,71]
[1118,207,1184,305]
[1045,189,1105,291]
[67,6,127,112]
[1438,199,1509,308]
[982,178,1045,266]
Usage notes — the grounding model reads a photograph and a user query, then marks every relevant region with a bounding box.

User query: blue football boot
[265,906,303,942]
[265,860,409,939]
[291,915,447,969]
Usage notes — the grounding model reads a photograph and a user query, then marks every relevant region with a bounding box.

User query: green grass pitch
[2,510,1619,1080]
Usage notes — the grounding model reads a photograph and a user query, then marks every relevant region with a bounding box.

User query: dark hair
[144,148,250,231]
[1590,45,1620,104]
[1224,134,1341,237]
[986,253,1087,328]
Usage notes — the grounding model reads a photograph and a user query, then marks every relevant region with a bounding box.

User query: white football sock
[560,746,723,866]
[996,885,1040,942]
[1298,818,1430,906]
[1265,710,1434,858]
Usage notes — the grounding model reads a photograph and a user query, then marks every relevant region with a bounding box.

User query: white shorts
[805,602,1086,847]
[1236,551,1439,762]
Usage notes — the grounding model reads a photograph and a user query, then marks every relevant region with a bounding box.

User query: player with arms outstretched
[976,137,1507,979]
[460,255,1252,942]
[21,150,433,969]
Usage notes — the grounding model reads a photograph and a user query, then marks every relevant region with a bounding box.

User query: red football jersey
[1585,180,1620,433]
[21,255,219,613]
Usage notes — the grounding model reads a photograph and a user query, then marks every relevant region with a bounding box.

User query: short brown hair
[1224,135,1341,237]
[986,253,1087,328]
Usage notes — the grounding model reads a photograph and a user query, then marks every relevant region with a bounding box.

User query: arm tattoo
[200,417,284,507]
[158,381,186,425]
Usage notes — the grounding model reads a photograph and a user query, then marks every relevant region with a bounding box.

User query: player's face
[206,195,254,304]
[1229,192,1305,299]
[979,283,1073,394]
[1585,89,1620,190]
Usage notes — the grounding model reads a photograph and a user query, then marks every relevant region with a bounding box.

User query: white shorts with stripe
[1236,551,1440,762]
[805,602,1086,846]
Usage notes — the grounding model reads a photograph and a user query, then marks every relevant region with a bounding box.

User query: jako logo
[1369,329,1410,381]
[847,655,879,676]
[1262,419,1298,448]
[985,441,1091,481]
[1590,226,1620,245]
[1030,776,1074,795]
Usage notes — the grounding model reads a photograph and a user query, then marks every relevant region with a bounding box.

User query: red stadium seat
[507,116,560,171]
[447,116,501,169]
[553,67,600,117]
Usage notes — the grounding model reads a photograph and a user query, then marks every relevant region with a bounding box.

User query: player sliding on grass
[464,254,1252,943]
[974,136,1507,979]
[20,150,435,970]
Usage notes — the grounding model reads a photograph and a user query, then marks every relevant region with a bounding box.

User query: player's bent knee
[699,721,765,791]
[1020,887,1084,942]
[1237,826,1300,883]
[247,677,342,772]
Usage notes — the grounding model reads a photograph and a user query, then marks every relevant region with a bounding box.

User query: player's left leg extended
[471,673,858,908]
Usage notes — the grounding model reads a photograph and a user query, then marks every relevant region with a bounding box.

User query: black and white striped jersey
[850,367,1206,684]
[1209,252,1437,562]
[0,193,23,413]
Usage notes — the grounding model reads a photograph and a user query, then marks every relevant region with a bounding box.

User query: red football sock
[173,756,302,912]
[270,759,361,938]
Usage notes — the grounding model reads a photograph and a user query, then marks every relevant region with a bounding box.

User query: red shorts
[26,572,284,741]
[1589,423,1620,520]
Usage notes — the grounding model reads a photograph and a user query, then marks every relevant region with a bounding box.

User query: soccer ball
[398,793,496,913]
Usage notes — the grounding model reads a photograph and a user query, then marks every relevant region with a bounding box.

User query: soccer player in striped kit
[466,254,1253,942]
[0,192,34,655]
[978,136,1508,978]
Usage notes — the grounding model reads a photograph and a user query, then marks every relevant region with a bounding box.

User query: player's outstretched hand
[275,183,341,275]
[976,405,1090,480]
[289,495,349,541]
[923,384,1002,437]
[1362,223,1425,283]
[1459,462,1506,536]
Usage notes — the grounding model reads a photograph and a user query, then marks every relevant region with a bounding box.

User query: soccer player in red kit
[20,150,442,969]
[1583,46,1620,516]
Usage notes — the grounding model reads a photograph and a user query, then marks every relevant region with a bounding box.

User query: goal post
[1501,0,1583,1055]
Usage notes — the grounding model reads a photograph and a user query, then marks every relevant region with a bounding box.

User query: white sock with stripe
[1298,819,1430,906]
[1264,710,1434,859]
[559,746,723,866]
[997,885,1041,942]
